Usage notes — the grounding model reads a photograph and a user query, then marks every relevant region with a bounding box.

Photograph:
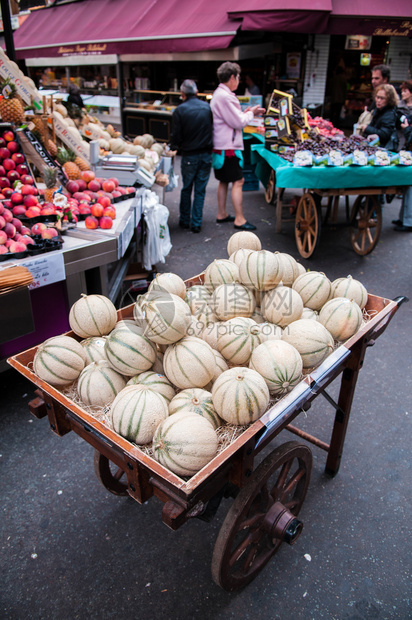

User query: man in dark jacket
[170,79,213,233]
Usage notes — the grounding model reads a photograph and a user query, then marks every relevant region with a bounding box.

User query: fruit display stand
[7,277,407,591]
[251,141,412,258]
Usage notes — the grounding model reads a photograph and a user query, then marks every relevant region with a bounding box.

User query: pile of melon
[32,231,368,479]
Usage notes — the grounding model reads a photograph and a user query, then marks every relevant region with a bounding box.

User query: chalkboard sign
[17,127,66,184]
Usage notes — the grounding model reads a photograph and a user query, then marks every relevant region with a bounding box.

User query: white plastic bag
[142,190,172,270]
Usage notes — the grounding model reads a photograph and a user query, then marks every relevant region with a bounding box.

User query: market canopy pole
[0,0,17,62]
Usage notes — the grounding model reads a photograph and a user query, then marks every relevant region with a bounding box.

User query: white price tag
[23,252,66,290]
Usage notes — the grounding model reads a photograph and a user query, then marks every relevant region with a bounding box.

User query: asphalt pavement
[1,164,411,619]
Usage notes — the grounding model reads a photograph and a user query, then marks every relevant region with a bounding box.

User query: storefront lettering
[57,43,107,56]
[373,21,412,37]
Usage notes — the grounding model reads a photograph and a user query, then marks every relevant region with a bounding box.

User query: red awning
[327,0,412,35]
[228,0,332,34]
[14,0,239,59]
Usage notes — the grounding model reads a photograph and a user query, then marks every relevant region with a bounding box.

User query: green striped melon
[249,340,303,395]
[115,319,139,331]
[217,317,267,365]
[292,271,332,310]
[148,272,187,300]
[111,385,168,445]
[227,231,261,256]
[33,335,87,387]
[282,319,334,368]
[69,294,117,338]
[295,262,306,278]
[143,292,192,345]
[261,285,303,327]
[239,250,283,291]
[301,308,319,321]
[186,285,211,314]
[168,388,221,429]
[211,348,229,382]
[204,259,240,291]
[77,360,126,406]
[152,412,218,477]
[211,283,256,320]
[274,252,300,287]
[104,324,156,376]
[331,275,368,309]
[163,336,216,389]
[201,321,225,350]
[80,336,107,364]
[318,297,363,341]
[186,315,206,338]
[259,322,283,341]
[127,370,175,403]
[192,303,218,330]
[212,367,270,425]
[228,247,255,268]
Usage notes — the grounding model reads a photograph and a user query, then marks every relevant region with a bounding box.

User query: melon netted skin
[111,385,168,445]
[148,272,187,300]
[69,294,117,338]
[212,367,270,425]
[77,360,126,406]
[227,231,261,256]
[292,271,332,310]
[331,276,368,309]
[261,285,304,327]
[163,336,216,389]
[238,249,283,291]
[168,388,221,429]
[80,337,107,364]
[152,411,219,476]
[282,319,334,369]
[249,340,303,395]
[318,297,363,341]
[204,259,240,291]
[104,324,156,376]
[33,335,87,387]
[211,283,256,320]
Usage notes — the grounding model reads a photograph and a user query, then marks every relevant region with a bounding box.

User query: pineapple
[48,139,58,158]
[0,79,25,125]
[42,166,59,203]
[56,146,81,180]
[30,115,48,144]
[74,156,90,172]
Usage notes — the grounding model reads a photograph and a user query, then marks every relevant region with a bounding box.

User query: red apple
[85,215,99,229]
[20,225,30,235]
[88,179,101,192]
[0,165,5,177]
[5,239,12,248]
[7,141,19,154]
[117,187,127,195]
[102,180,116,193]
[11,152,25,165]
[41,227,59,239]
[103,206,116,220]
[40,205,56,216]
[0,147,11,159]
[97,195,111,208]
[25,206,41,218]
[108,177,119,188]
[23,195,39,208]
[0,215,5,228]
[11,217,22,232]
[7,171,20,183]
[81,170,95,183]
[12,205,26,216]
[91,203,104,218]
[0,230,7,244]
[99,215,113,229]
[3,158,15,171]
[9,240,27,253]
[0,203,3,215]
[66,180,80,194]
[20,235,35,246]
[3,208,13,222]
[0,177,10,189]
[21,184,34,196]
[20,175,34,185]
[2,130,15,142]
[0,138,5,149]
[79,204,91,215]
[76,179,87,191]
[16,164,29,176]
[2,188,13,198]
[31,222,47,235]
[73,191,90,202]
[4,222,16,238]
[112,190,122,198]
[0,245,8,254]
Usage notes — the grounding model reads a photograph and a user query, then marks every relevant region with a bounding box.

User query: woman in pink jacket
[211,62,265,230]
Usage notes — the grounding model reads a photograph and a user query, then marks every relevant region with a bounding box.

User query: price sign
[0,48,43,110]
[52,112,91,164]
[23,252,66,290]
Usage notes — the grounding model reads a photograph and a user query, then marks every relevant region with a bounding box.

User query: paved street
[1,166,411,619]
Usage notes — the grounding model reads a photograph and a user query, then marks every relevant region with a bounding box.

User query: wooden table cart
[8,279,407,591]
[251,143,412,259]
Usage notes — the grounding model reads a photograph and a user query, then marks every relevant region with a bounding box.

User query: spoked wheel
[211,441,312,591]
[350,194,382,255]
[295,192,321,258]
[93,450,128,496]
[265,170,277,204]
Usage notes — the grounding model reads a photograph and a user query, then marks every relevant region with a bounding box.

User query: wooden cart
[251,143,412,259]
[7,283,407,591]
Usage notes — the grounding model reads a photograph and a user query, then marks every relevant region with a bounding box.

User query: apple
[0,215,5,228]
[7,171,20,183]
[88,179,101,192]
[25,206,41,218]
[102,180,116,193]
[0,177,11,189]
[79,205,91,215]
[20,225,31,235]
[0,230,7,244]
[81,170,95,183]
[5,239,12,248]
[0,147,11,159]
[99,215,113,229]
[117,187,127,195]
[2,188,13,198]
[112,190,122,198]
[9,240,27,253]
[40,205,56,216]
[2,158,15,171]
[16,164,29,176]
[103,206,116,220]
[23,195,39,208]
[97,195,111,208]
[11,217,22,232]
[0,165,5,177]
[72,191,90,202]
[66,180,80,194]
[85,215,99,229]
[76,179,87,191]
[0,245,9,254]
[0,204,3,215]
[108,177,119,188]
[21,184,35,196]
[0,138,5,149]
[20,174,34,185]
[7,141,19,154]
[11,152,25,165]
[4,222,16,238]
[20,235,35,246]
[91,203,104,218]
[41,227,59,239]
[3,208,13,223]
[3,130,15,142]
[12,205,26,216]
[31,222,47,235]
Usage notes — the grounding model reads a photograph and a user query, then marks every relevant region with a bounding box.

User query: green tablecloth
[251,144,412,190]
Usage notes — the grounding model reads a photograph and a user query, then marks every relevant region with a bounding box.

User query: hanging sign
[17,127,66,183]
[52,112,90,163]
[0,48,42,110]
[345,36,372,50]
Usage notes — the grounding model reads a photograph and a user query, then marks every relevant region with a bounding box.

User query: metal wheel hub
[262,501,303,545]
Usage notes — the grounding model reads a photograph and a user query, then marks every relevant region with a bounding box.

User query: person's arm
[363,112,396,146]
[218,95,255,130]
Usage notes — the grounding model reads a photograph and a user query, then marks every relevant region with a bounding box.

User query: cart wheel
[295,192,321,259]
[211,441,312,591]
[350,195,382,255]
[265,170,277,204]
[93,450,128,496]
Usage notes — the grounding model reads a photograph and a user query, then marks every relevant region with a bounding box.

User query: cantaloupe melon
[211,283,256,320]
[192,303,217,329]
[261,285,303,327]
[204,259,240,291]
[80,336,107,364]
[238,250,283,291]
[152,412,218,477]
[217,317,267,365]
[301,308,318,321]
[292,271,332,310]
[168,388,221,429]
[144,292,192,345]
[318,297,363,341]
[229,247,255,268]
[127,370,175,403]
[201,321,225,350]
[77,360,126,406]
[211,348,229,382]
[148,272,186,299]
[282,319,334,368]
[33,335,87,387]
[186,285,211,314]
[104,324,156,376]
[249,340,303,395]
[163,336,216,389]
[227,231,261,256]
[212,367,270,425]
[186,315,206,338]
[69,294,117,337]
[274,252,300,287]
[111,384,168,444]
[331,275,368,309]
